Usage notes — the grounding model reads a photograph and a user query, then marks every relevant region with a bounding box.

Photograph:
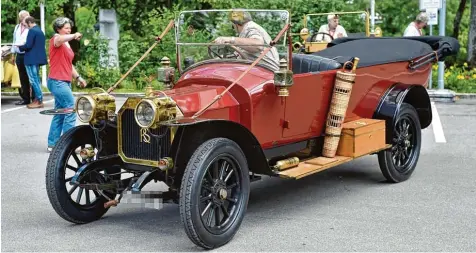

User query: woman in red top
[47,17,87,152]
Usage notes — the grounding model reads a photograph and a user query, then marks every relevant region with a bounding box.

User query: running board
[277,156,352,179]
[277,145,391,179]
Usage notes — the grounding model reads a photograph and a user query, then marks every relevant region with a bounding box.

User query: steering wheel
[309,32,334,42]
[207,44,246,59]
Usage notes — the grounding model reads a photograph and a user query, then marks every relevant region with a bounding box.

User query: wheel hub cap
[211,181,227,205]
[219,188,227,200]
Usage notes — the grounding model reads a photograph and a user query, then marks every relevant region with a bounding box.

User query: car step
[277,156,353,179]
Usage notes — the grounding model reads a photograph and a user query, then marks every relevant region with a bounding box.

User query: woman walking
[47,17,87,152]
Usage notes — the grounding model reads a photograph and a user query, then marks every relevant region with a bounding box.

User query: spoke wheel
[46,125,120,224]
[180,138,250,249]
[378,103,422,183]
[199,155,242,234]
[391,116,417,174]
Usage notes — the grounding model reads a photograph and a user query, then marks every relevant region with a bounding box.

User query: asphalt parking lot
[1,95,476,251]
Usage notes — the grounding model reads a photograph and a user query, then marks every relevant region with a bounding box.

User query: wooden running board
[278,156,352,179]
[277,144,391,179]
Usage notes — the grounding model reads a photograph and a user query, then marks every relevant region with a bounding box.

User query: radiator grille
[120,109,171,162]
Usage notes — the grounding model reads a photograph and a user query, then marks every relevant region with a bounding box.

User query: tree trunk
[452,0,467,39]
[468,0,476,67]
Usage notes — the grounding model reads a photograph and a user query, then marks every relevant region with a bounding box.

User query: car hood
[165,62,276,118]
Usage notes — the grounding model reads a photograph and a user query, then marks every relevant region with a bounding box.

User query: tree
[468,0,476,67]
[452,0,467,39]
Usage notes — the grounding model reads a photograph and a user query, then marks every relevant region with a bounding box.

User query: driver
[213,10,280,71]
[315,14,347,42]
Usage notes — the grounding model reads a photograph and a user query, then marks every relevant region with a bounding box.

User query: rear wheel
[378,103,422,182]
[179,138,250,249]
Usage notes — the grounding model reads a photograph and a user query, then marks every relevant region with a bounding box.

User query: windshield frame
[174,9,291,74]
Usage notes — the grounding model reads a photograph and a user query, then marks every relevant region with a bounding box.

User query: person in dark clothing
[11,10,34,105]
[17,16,47,108]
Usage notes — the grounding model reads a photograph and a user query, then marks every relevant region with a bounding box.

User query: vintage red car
[45,9,459,249]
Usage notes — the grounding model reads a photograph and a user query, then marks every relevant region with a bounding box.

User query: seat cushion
[291,54,342,74]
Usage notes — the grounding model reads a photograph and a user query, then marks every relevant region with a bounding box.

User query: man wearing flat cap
[403,12,428,36]
[213,10,280,71]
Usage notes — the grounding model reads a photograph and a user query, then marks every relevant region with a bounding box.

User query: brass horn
[293,41,303,51]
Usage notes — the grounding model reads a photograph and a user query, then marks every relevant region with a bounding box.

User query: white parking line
[431,102,446,143]
[1,99,54,114]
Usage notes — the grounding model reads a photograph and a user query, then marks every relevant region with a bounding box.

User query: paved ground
[1,96,476,251]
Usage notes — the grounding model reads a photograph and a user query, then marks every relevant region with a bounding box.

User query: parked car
[44,9,459,249]
[293,11,383,53]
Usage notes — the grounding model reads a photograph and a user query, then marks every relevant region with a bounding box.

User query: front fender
[164,117,273,177]
[373,83,432,143]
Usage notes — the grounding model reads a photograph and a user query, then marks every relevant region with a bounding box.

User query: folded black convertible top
[313,36,460,68]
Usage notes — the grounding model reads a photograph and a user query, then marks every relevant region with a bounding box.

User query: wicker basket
[322,70,356,158]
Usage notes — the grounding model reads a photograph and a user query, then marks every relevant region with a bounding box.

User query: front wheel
[179,138,250,249]
[378,103,422,183]
[45,125,119,224]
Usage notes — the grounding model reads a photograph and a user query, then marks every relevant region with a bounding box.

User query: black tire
[378,103,422,183]
[45,125,119,224]
[179,138,250,249]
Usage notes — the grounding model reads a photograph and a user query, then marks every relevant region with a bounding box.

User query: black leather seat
[291,54,342,74]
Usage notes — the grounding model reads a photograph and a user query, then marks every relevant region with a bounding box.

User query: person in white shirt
[11,10,33,105]
[403,12,428,37]
[314,14,348,42]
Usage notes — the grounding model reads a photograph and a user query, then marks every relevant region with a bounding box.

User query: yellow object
[1,57,21,88]
[374,26,382,37]
[274,157,300,171]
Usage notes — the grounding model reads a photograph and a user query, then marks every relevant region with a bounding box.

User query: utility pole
[370,0,375,34]
[437,0,446,90]
[421,0,454,102]
[429,25,433,89]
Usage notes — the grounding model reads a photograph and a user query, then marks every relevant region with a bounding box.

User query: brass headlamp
[134,96,179,129]
[75,91,116,125]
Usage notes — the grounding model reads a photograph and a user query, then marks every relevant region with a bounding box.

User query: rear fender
[165,119,273,187]
[373,83,432,143]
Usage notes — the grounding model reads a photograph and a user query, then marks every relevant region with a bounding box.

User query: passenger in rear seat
[315,14,348,42]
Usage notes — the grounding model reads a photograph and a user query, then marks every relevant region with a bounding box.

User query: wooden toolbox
[336,118,387,158]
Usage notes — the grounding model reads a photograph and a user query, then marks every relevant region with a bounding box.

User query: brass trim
[118,97,161,167]
[117,97,181,167]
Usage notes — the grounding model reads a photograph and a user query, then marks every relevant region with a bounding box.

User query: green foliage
[74,32,122,90]
[431,63,476,92]
[1,0,473,92]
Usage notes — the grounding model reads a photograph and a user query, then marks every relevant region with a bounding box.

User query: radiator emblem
[140,128,151,143]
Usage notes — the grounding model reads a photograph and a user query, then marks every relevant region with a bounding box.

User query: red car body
[168,50,432,150]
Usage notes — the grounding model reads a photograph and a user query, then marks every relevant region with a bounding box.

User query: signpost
[427,8,438,88]
[420,0,454,102]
